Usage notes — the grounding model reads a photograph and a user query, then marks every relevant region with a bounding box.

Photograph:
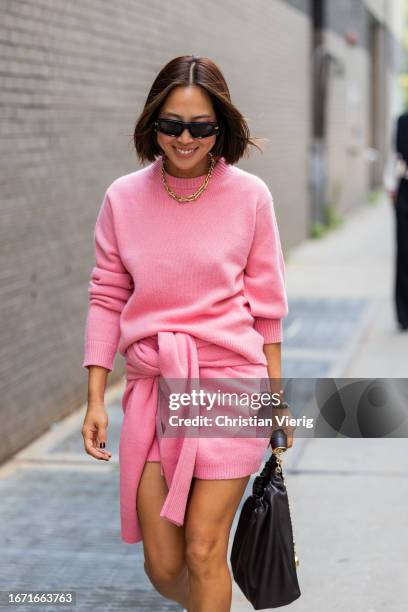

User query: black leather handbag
[230,428,301,610]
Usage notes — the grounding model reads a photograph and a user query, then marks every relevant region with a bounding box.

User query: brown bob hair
[131,55,266,166]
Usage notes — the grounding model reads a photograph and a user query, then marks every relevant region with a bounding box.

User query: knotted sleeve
[243,187,288,344]
[82,191,134,371]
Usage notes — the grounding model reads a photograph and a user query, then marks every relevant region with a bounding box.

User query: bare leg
[137,461,191,607]
[184,475,250,612]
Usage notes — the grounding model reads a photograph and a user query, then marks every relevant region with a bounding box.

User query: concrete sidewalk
[1,193,407,611]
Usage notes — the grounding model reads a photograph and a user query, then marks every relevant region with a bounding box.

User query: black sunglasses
[154,118,220,139]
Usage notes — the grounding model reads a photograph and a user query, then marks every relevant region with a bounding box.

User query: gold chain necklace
[161,152,217,203]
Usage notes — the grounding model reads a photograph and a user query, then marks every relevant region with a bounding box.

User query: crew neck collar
[150,155,231,191]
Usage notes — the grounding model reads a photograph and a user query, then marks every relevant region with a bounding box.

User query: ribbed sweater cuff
[82,340,117,372]
[253,317,282,343]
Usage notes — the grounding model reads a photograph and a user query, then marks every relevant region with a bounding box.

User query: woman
[385,111,408,330]
[81,55,291,611]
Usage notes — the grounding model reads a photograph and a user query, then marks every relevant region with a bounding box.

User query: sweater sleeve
[82,191,134,371]
[243,188,288,344]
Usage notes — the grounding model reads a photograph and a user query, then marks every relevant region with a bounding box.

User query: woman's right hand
[82,402,112,461]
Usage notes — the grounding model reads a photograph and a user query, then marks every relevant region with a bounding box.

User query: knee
[185,533,225,578]
[144,558,185,590]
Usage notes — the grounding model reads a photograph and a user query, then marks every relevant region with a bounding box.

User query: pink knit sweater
[82,155,288,372]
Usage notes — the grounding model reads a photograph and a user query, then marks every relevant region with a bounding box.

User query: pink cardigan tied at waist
[119,331,267,544]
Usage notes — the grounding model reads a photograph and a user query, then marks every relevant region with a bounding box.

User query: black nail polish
[99,442,105,448]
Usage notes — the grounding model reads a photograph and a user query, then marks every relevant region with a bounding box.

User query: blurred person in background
[384,111,408,331]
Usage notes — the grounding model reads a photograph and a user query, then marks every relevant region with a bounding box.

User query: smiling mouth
[173,146,198,155]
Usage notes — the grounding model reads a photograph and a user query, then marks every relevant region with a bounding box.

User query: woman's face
[156,85,218,177]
